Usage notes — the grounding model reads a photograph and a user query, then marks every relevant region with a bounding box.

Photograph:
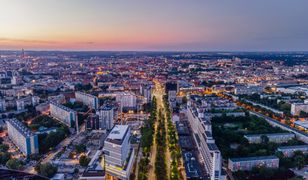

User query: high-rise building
[100,92,137,110]
[187,96,225,180]
[86,114,100,130]
[97,104,117,130]
[49,102,77,127]
[103,125,134,180]
[140,84,152,103]
[6,119,39,156]
[75,91,99,110]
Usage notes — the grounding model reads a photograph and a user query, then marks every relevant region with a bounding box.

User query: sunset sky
[1,0,308,51]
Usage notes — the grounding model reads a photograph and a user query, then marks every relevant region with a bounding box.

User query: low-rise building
[277,145,308,157]
[244,133,295,144]
[291,103,308,116]
[228,156,279,172]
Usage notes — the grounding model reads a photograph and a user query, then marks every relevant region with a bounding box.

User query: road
[152,81,172,179]
[148,85,160,180]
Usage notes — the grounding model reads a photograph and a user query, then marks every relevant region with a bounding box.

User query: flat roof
[244,132,294,137]
[50,101,76,113]
[230,156,279,162]
[6,118,35,137]
[207,143,219,151]
[106,125,129,145]
[294,120,308,129]
[183,151,202,178]
[277,145,308,150]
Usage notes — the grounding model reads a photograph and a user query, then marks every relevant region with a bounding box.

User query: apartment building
[228,156,279,172]
[6,119,39,156]
[277,145,308,157]
[75,91,99,110]
[49,101,77,127]
[244,133,295,144]
[187,96,226,180]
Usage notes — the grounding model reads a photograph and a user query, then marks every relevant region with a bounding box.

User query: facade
[6,119,39,156]
[100,92,137,109]
[75,91,99,110]
[86,114,100,130]
[97,104,117,130]
[277,145,308,157]
[49,101,77,127]
[228,156,279,172]
[116,92,137,109]
[291,103,308,116]
[103,125,134,180]
[244,133,295,144]
[234,85,263,95]
[294,120,308,131]
[187,96,225,180]
[140,84,152,103]
[0,99,6,112]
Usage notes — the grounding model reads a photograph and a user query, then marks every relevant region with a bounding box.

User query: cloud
[0,38,58,44]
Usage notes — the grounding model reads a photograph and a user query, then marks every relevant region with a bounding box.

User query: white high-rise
[103,125,134,180]
[97,104,117,130]
[50,101,77,127]
[75,91,99,110]
[6,119,39,156]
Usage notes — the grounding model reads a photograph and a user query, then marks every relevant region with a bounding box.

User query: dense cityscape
[0,51,307,180]
[1,1,308,180]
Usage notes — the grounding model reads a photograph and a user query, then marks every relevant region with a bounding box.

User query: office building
[6,119,39,156]
[103,125,134,180]
[75,91,99,110]
[277,145,308,157]
[50,101,77,127]
[228,156,279,172]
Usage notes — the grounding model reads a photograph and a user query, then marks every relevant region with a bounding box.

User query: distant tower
[21,49,25,59]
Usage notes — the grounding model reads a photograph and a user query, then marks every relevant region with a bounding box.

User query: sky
[0,0,308,51]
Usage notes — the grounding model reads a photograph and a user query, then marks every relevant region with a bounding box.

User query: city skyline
[1,0,308,51]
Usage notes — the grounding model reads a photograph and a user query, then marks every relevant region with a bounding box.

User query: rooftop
[277,145,308,150]
[6,118,35,137]
[244,132,294,138]
[106,125,129,145]
[230,156,279,162]
[294,120,308,129]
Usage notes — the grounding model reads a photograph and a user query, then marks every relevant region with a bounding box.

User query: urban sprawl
[0,51,307,180]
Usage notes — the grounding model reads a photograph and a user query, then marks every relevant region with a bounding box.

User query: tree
[0,152,11,165]
[0,144,9,152]
[293,151,306,169]
[35,163,58,178]
[260,135,269,144]
[79,155,91,167]
[75,144,86,154]
[6,159,23,170]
